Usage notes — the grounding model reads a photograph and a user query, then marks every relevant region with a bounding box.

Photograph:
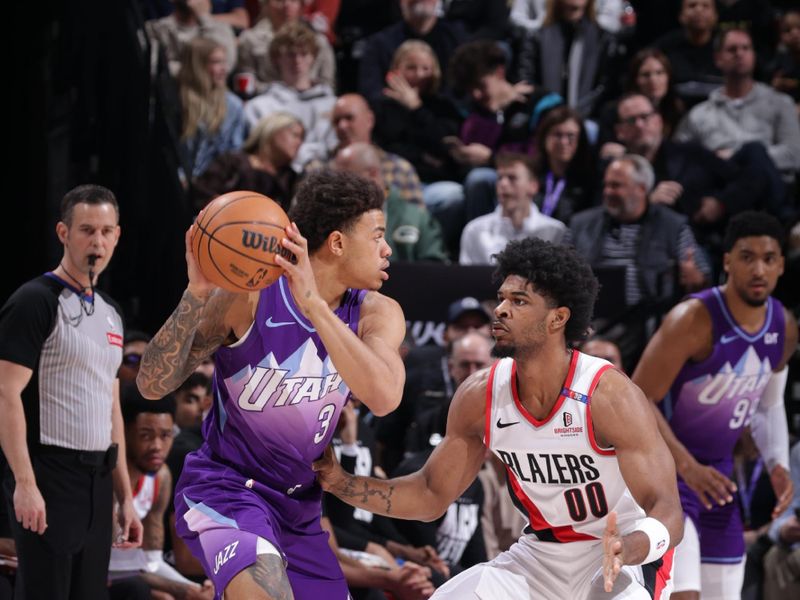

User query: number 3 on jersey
[564,482,608,521]
[315,403,336,443]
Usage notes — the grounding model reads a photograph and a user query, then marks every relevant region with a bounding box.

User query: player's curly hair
[290,169,385,253]
[722,211,785,253]
[493,238,598,344]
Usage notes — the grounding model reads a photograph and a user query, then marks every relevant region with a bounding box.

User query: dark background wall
[8,0,190,335]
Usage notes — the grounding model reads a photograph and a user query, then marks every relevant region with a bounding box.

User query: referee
[0,185,143,599]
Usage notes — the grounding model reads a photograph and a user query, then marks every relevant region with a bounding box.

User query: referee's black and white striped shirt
[0,274,123,451]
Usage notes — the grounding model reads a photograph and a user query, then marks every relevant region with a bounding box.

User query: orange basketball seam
[201,192,275,229]
[206,220,287,237]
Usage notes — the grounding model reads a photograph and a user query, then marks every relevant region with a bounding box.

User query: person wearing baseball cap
[445,297,491,342]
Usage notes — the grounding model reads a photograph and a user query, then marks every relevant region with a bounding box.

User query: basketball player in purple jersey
[632,211,797,600]
[316,238,684,599]
[136,170,407,600]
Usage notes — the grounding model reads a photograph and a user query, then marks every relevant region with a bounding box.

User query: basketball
[190,191,293,293]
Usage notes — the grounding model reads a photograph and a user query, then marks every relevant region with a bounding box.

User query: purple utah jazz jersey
[663,287,785,466]
[201,275,366,493]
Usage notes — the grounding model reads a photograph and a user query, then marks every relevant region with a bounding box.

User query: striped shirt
[562,220,711,306]
[597,222,709,305]
[0,274,123,451]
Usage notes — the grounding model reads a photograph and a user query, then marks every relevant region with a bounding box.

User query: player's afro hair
[493,238,598,344]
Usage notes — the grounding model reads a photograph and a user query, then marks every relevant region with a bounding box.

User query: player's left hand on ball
[602,511,624,593]
[185,222,217,299]
[275,222,322,314]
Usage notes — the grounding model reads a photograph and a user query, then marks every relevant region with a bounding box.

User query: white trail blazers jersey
[485,351,646,542]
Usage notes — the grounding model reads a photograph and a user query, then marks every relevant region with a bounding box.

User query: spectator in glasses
[119,331,152,386]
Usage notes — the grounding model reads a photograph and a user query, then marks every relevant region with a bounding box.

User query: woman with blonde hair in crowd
[179,37,246,182]
[191,112,304,211]
[372,39,464,185]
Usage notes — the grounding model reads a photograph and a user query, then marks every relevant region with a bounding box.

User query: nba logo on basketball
[247,268,269,288]
[563,412,573,427]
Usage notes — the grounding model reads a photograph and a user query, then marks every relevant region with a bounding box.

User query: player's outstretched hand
[185,218,217,300]
[770,465,794,519]
[275,222,322,316]
[313,445,348,492]
[680,460,737,510]
[602,511,624,593]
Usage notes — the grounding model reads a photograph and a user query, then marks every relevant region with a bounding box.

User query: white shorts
[431,535,674,600]
[671,517,744,599]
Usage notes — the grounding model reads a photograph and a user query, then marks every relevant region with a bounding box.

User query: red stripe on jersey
[653,549,674,599]
[133,475,144,497]
[484,361,500,447]
[587,363,613,396]
[511,350,579,427]
[586,365,615,456]
[505,465,597,542]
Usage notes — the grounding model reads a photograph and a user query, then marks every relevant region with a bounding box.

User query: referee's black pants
[3,445,115,600]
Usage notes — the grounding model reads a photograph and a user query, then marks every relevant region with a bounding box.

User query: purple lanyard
[542,172,566,217]
[736,458,763,523]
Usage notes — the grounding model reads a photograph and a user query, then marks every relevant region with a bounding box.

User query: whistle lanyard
[542,172,566,217]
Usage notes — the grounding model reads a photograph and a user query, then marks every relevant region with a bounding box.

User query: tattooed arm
[137,227,254,399]
[314,369,488,521]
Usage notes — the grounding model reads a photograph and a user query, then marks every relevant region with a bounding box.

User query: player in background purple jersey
[136,169,407,600]
[632,211,797,600]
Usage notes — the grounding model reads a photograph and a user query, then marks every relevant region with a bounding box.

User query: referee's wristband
[632,517,670,565]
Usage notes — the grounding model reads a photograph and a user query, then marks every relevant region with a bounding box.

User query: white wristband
[633,517,670,565]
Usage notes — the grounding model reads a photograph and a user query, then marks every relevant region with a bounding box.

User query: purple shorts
[678,476,744,564]
[174,449,349,599]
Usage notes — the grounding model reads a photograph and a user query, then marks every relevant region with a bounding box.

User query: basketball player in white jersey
[315,238,684,599]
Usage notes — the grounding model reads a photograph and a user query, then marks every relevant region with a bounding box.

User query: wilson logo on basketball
[241,230,293,261]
